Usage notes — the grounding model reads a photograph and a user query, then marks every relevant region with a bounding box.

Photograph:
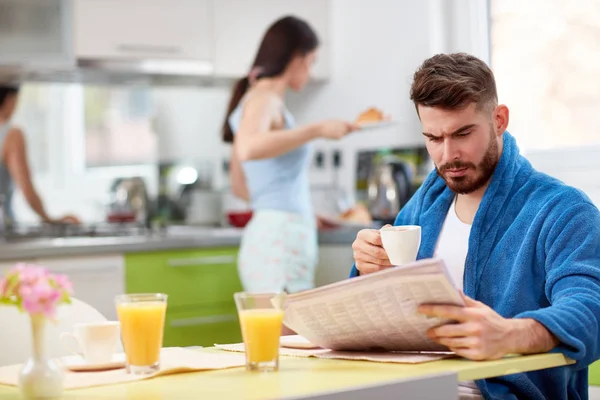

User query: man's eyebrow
[422,124,477,138]
[450,124,477,136]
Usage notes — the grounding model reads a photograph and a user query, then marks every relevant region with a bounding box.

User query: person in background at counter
[222,16,358,295]
[0,85,80,225]
[350,53,600,400]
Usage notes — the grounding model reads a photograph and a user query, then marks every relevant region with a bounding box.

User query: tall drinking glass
[234,292,285,372]
[115,293,167,374]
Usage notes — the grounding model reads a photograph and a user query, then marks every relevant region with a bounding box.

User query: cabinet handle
[170,314,237,328]
[116,43,182,55]
[48,266,119,274]
[167,255,237,267]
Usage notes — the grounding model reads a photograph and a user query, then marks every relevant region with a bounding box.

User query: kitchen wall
[11,0,492,223]
[287,0,490,198]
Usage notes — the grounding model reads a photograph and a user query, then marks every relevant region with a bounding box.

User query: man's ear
[493,104,509,135]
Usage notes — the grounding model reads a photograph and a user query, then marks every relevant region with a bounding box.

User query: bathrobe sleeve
[515,202,600,369]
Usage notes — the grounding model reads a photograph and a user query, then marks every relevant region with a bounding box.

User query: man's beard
[436,134,499,195]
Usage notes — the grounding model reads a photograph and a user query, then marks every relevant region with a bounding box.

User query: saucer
[59,353,126,372]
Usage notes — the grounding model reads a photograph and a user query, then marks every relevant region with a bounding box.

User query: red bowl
[227,211,253,228]
[106,211,137,223]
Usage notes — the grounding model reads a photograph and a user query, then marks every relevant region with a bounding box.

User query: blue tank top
[0,124,14,222]
[228,99,313,220]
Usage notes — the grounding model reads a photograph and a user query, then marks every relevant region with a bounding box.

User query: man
[350,53,600,399]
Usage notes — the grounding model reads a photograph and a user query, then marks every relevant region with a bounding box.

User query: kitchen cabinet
[74,0,213,64]
[315,244,355,287]
[36,254,126,321]
[212,0,331,80]
[0,0,73,67]
[125,247,243,347]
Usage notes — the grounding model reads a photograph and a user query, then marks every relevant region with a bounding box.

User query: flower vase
[18,314,64,399]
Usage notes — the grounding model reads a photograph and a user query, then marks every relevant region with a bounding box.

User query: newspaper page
[282,258,464,352]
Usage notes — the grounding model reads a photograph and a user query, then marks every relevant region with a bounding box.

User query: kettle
[108,177,150,226]
[366,155,414,224]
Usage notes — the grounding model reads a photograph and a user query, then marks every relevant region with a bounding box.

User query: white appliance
[186,189,222,226]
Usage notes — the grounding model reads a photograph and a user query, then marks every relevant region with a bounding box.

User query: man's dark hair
[410,53,498,113]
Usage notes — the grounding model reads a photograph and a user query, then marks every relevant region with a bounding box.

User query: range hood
[0,0,224,86]
[0,59,223,87]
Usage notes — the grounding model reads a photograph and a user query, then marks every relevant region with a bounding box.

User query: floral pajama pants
[237,210,318,294]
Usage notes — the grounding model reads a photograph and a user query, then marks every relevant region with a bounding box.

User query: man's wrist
[506,318,559,355]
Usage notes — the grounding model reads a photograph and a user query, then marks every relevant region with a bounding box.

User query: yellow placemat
[0,347,245,390]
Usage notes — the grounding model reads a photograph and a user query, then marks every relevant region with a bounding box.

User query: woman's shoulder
[243,88,284,113]
[3,126,26,149]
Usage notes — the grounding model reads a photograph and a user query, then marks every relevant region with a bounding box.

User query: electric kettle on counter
[366,154,414,225]
[107,177,151,227]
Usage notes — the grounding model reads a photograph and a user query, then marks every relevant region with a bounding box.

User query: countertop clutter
[0,225,362,261]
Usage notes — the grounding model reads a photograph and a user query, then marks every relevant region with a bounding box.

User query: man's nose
[441,138,460,165]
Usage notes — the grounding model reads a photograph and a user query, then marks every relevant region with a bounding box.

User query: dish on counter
[227,210,253,228]
[318,204,373,228]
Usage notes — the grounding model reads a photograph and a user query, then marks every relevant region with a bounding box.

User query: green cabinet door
[125,247,243,308]
[124,247,244,347]
[163,303,242,347]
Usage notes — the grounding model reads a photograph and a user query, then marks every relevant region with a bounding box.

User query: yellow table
[0,351,573,399]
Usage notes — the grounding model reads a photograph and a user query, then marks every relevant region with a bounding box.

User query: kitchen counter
[0,226,362,261]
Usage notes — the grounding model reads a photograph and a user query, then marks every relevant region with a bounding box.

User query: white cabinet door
[74,0,212,62]
[213,0,331,80]
[0,0,73,67]
[315,245,355,287]
[37,254,125,321]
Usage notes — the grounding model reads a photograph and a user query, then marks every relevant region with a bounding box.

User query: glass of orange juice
[115,293,168,374]
[234,292,285,372]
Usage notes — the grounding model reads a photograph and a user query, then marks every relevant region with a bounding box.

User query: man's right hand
[352,227,393,275]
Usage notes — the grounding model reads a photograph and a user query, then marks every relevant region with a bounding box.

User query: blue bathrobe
[350,132,600,399]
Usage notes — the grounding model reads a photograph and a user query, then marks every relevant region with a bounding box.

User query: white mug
[60,321,120,364]
[380,225,422,266]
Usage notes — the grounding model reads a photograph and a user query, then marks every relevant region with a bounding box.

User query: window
[84,85,158,167]
[490,0,600,153]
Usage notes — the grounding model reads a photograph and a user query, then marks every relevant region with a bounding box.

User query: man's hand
[352,226,393,275]
[418,292,559,361]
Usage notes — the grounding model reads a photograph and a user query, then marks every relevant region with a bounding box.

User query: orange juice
[117,301,167,366]
[239,309,284,363]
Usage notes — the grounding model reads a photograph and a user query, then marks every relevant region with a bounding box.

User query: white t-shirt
[434,196,482,399]
[434,196,472,290]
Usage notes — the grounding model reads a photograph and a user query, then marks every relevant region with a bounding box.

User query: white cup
[60,321,120,364]
[380,225,422,266]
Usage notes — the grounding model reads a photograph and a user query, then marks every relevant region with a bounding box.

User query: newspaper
[282,258,464,352]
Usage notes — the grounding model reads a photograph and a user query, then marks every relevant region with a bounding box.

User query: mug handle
[59,332,82,356]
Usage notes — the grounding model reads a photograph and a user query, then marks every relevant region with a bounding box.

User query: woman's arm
[2,127,52,222]
[229,140,250,202]
[235,93,321,161]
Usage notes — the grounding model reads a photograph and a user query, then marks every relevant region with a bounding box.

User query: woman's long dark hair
[222,16,319,143]
[0,85,19,108]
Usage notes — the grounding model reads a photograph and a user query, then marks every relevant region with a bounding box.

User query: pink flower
[21,280,62,318]
[52,274,74,296]
[13,264,48,285]
[0,263,73,319]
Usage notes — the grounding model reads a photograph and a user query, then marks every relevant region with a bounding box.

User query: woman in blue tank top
[222,16,358,295]
[0,85,80,226]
